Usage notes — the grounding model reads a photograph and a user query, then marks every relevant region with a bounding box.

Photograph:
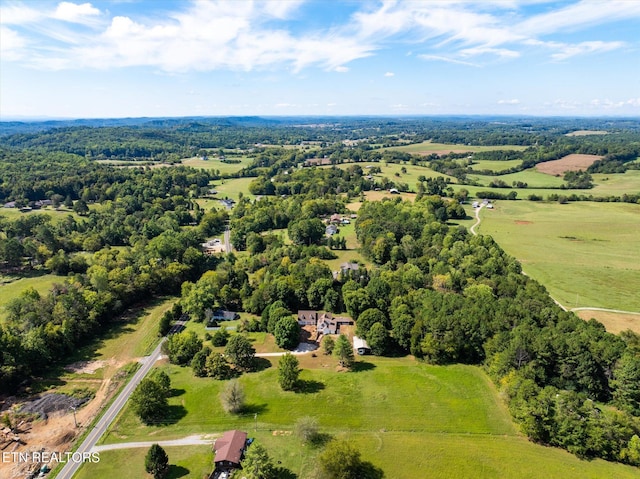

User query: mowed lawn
[75,445,213,479]
[477,201,640,312]
[94,356,640,479]
[103,358,515,444]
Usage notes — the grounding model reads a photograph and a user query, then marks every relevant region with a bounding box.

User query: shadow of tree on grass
[167,465,190,479]
[295,379,325,394]
[352,361,376,372]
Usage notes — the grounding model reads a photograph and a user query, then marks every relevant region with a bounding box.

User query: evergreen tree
[278,353,300,391]
[334,334,355,369]
[145,444,169,479]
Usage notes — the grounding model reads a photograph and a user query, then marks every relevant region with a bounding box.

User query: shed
[353,336,371,355]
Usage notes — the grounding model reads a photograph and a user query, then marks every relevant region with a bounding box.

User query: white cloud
[53,2,101,24]
[550,41,626,61]
[418,54,480,67]
[384,71,394,77]
[0,3,44,24]
[498,99,520,105]
[2,0,637,73]
[517,0,640,36]
[0,26,26,60]
[459,47,520,59]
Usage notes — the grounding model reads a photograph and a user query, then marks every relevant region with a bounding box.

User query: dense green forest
[1,117,639,466]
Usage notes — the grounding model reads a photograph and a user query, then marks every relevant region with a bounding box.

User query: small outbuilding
[353,336,371,355]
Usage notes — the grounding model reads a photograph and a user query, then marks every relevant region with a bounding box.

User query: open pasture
[456,168,640,199]
[536,154,603,175]
[469,159,523,172]
[211,177,256,201]
[182,155,253,175]
[469,168,565,188]
[477,201,640,312]
[565,130,608,136]
[385,141,528,155]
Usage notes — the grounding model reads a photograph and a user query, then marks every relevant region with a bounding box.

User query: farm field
[212,177,256,201]
[469,159,523,172]
[385,141,529,155]
[536,154,603,175]
[469,168,565,188]
[182,155,253,175]
[477,201,640,312]
[576,310,640,335]
[453,168,640,199]
[92,356,640,479]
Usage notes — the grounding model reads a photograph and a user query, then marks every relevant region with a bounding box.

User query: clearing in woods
[536,154,603,175]
[576,310,640,335]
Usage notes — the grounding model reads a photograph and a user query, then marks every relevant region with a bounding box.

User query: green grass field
[0,206,80,224]
[460,168,640,199]
[468,159,524,172]
[213,177,256,201]
[385,141,529,154]
[182,156,254,175]
[94,356,640,479]
[0,272,60,321]
[477,201,640,311]
[469,168,566,188]
[75,445,213,479]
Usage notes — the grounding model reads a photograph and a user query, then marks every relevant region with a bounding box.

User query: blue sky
[1,0,639,118]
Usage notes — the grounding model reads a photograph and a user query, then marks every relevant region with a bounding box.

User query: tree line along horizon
[0,118,639,467]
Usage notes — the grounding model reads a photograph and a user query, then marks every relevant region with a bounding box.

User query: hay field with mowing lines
[477,201,640,311]
[536,154,603,175]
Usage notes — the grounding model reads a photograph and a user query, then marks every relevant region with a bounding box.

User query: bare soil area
[0,361,130,478]
[536,154,603,175]
[514,220,533,225]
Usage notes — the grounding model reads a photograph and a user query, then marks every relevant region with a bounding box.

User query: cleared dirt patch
[577,310,640,335]
[514,220,533,225]
[536,154,603,175]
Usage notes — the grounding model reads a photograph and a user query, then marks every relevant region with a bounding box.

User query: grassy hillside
[85,356,640,479]
[385,141,528,154]
[477,201,640,312]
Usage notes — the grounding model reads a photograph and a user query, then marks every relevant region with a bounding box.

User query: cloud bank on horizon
[1,0,639,117]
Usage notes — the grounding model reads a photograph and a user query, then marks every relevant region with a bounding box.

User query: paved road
[56,321,184,479]
[92,434,218,452]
